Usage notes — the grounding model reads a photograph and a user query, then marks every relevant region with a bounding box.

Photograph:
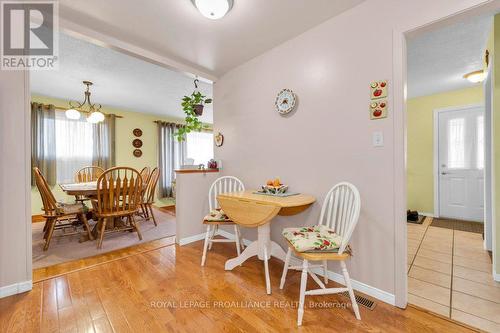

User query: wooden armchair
[33,167,93,251]
[94,167,143,249]
[140,167,160,226]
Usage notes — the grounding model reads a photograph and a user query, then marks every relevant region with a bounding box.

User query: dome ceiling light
[192,0,233,20]
[463,70,486,83]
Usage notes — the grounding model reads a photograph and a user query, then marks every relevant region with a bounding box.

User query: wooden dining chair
[33,167,94,251]
[279,182,361,326]
[201,176,245,266]
[139,166,151,184]
[75,166,105,183]
[94,167,143,249]
[74,166,105,204]
[140,167,160,226]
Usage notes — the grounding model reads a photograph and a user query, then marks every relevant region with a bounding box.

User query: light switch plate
[370,80,388,100]
[373,131,384,147]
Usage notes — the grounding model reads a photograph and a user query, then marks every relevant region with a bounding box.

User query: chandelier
[65,81,105,123]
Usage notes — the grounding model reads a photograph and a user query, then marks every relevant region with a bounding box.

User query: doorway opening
[405,10,499,331]
[30,30,214,280]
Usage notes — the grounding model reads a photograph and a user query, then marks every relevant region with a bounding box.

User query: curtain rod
[32,102,124,118]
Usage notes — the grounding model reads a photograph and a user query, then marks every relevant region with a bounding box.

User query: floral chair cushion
[282,225,343,252]
[204,208,231,222]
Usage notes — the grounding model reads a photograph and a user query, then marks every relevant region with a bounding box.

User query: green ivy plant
[175,91,212,142]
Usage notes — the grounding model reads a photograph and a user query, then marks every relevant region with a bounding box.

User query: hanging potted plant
[175,80,213,141]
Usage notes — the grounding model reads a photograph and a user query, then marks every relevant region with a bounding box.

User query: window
[186,131,214,165]
[447,118,465,169]
[55,112,94,183]
[477,115,484,169]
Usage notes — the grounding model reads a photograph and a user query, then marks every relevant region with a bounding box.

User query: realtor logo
[1,1,58,70]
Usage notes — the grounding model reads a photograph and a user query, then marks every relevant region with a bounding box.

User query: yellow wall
[407,86,484,214]
[31,95,178,214]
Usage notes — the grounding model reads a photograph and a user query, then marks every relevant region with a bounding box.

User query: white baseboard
[0,280,32,299]
[310,267,395,305]
[217,229,252,246]
[177,233,207,246]
[419,212,435,218]
[217,230,395,306]
[494,270,500,282]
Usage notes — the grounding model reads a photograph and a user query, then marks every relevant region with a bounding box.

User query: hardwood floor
[1,240,478,332]
[33,236,176,283]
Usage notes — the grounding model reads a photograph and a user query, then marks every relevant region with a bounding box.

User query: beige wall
[493,15,500,278]
[407,86,484,214]
[214,0,490,299]
[30,95,178,215]
[0,71,31,294]
[175,172,220,243]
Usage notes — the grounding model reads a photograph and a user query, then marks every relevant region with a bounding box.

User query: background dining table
[59,181,144,240]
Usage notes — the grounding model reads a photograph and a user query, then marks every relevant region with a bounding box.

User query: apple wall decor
[370,80,388,120]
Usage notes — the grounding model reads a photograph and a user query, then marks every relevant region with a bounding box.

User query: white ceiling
[407,15,493,98]
[31,33,214,123]
[58,0,366,78]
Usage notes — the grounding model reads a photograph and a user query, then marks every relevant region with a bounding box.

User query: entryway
[405,10,500,332]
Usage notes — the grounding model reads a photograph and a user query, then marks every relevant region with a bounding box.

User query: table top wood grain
[217,190,316,208]
[217,190,316,227]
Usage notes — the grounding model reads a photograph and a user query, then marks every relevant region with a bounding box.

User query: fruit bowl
[261,184,288,194]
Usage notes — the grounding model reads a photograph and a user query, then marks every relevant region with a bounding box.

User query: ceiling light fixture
[192,0,233,20]
[66,81,105,123]
[463,70,486,83]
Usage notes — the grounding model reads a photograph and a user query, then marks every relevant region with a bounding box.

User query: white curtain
[55,112,94,183]
[186,131,214,165]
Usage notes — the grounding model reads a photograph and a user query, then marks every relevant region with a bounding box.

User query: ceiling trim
[58,16,218,83]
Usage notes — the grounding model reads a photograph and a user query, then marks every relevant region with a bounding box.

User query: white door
[438,106,484,222]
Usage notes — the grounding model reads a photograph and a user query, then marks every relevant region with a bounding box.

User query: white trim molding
[310,268,395,306]
[177,233,207,246]
[217,230,395,305]
[0,280,32,299]
[419,212,435,218]
[217,229,252,246]
[494,269,500,282]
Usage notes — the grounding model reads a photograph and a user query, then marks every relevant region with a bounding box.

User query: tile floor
[407,217,500,332]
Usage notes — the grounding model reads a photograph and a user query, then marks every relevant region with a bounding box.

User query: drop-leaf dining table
[217,190,316,294]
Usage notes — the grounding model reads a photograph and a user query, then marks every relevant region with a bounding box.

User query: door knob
[441,172,449,175]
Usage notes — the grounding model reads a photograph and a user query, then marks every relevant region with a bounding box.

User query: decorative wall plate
[215,132,224,147]
[133,149,142,157]
[275,88,296,115]
[133,128,143,137]
[132,139,143,148]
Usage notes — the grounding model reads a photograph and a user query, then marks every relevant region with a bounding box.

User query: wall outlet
[372,131,384,147]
